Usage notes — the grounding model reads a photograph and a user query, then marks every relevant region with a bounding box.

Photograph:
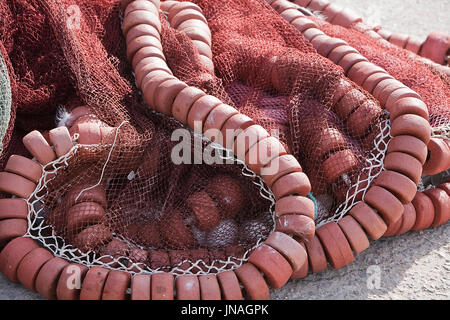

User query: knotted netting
[0,48,12,156]
[0,0,448,280]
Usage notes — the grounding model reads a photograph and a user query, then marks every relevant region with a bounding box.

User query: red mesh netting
[0,0,448,274]
[311,16,450,128]
[194,0,386,206]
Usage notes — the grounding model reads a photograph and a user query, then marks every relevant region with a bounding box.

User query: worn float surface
[0,0,449,300]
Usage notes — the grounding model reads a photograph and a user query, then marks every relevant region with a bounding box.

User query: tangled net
[0,0,448,300]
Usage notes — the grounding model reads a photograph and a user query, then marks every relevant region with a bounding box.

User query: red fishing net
[312,16,450,129]
[0,0,448,277]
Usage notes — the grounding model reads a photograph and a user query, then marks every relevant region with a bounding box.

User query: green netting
[0,51,12,157]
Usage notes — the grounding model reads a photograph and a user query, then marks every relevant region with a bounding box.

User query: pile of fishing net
[0,0,448,300]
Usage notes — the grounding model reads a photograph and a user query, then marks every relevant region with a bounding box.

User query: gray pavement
[0,0,449,300]
[332,0,450,39]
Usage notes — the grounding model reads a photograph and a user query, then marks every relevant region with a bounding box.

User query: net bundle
[312,17,450,130]
[0,0,448,299]
[0,48,12,155]
[0,0,280,275]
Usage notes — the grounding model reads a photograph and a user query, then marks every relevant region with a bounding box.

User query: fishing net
[0,0,280,276]
[0,0,448,281]
[290,2,450,221]
[311,15,450,131]
[0,47,12,156]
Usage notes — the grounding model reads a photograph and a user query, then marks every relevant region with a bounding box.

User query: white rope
[431,124,450,140]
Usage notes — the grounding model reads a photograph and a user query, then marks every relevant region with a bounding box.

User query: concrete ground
[331,0,450,39]
[271,224,449,300]
[0,0,449,300]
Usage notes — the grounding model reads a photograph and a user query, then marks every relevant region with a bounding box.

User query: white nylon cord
[74,121,129,202]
